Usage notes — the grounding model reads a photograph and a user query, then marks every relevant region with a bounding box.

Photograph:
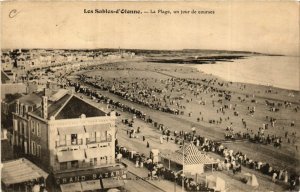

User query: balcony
[53,161,124,174]
[86,136,112,144]
[56,139,83,147]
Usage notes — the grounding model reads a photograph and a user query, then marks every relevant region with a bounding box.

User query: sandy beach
[66,57,299,191]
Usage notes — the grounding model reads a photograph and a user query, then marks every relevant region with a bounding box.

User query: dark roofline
[72,94,107,115]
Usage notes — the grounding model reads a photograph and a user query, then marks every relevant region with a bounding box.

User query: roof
[47,93,72,117]
[27,90,106,120]
[19,93,43,106]
[160,143,217,165]
[2,93,23,104]
[55,95,106,119]
[1,71,11,83]
[1,158,49,185]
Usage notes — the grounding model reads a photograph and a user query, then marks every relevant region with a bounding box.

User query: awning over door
[102,178,125,189]
[60,182,82,192]
[81,180,101,191]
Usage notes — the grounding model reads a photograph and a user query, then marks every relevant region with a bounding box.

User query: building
[11,88,126,191]
[1,70,27,99]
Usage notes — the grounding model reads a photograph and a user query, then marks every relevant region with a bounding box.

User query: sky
[1,1,299,56]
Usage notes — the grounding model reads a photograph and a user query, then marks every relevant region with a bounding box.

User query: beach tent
[160,143,217,174]
[244,173,259,187]
[206,175,226,192]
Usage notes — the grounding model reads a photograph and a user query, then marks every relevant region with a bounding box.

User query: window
[31,141,36,155]
[71,160,79,168]
[100,131,107,141]
[24,141,28,154]
[37,145,41,157]
[19,138,23,148]
[18,121,22,134]
[60,162,67,170]
[23,122,27,136]
[31,120,35,134]
[89,132,96,143]
[13,119,18,131]
[23,105,26,116]
[36,123,41,137]
[15,135,19,146]
[20,104,23,116]
[59,134,66,146]
[71,134,77,145]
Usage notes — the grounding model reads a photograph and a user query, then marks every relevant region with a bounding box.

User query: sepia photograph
[0,1,299,192]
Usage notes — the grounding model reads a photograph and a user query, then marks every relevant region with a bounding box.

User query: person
[284,170,289,183]
[160,136,163,144]
[272,172,277,183]
[147,141,150,148]
[143,136,145,141]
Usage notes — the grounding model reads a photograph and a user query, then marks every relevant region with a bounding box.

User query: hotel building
[12,88,126,191]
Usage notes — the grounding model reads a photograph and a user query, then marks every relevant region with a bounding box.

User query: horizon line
[1,47,291,56]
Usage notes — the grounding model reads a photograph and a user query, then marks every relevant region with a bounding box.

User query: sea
[193,55,300,91]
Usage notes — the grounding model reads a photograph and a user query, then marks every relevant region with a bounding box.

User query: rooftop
[55,95,106,119]
[2,93,23,104]
[1,71,11,83]
[29,90,106,120]
[19,92,43,106]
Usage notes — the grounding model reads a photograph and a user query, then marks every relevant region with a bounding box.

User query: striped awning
[1,158,49,186]
[160,143,217,165]
[85,124,111,132]
[58,126,85,135]
[57,150,86,162]
[85,147,111,159]
[60,182,82,192]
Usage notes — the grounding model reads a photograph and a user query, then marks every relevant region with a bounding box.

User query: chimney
[44,88,52,97]
[42,96,48,119]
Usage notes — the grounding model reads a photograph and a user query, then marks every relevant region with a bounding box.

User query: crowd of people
[77,69,299,150]
[115,145,215,191]
[65,67,299,191]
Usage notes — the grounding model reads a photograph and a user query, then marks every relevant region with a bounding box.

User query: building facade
[11,89,126,191]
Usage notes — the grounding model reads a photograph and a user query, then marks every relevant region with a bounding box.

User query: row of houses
[1,49,135,71]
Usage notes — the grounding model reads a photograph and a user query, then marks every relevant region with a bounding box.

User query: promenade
[122,158,185,192]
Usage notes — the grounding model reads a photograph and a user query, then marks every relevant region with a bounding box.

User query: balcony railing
[86,136,112,144]
[53,160,116,172]
[56,139,83,147]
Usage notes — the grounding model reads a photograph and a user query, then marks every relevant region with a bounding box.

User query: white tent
[206,175,226,192]
[244,173,259,187]
[160,143,217,175]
